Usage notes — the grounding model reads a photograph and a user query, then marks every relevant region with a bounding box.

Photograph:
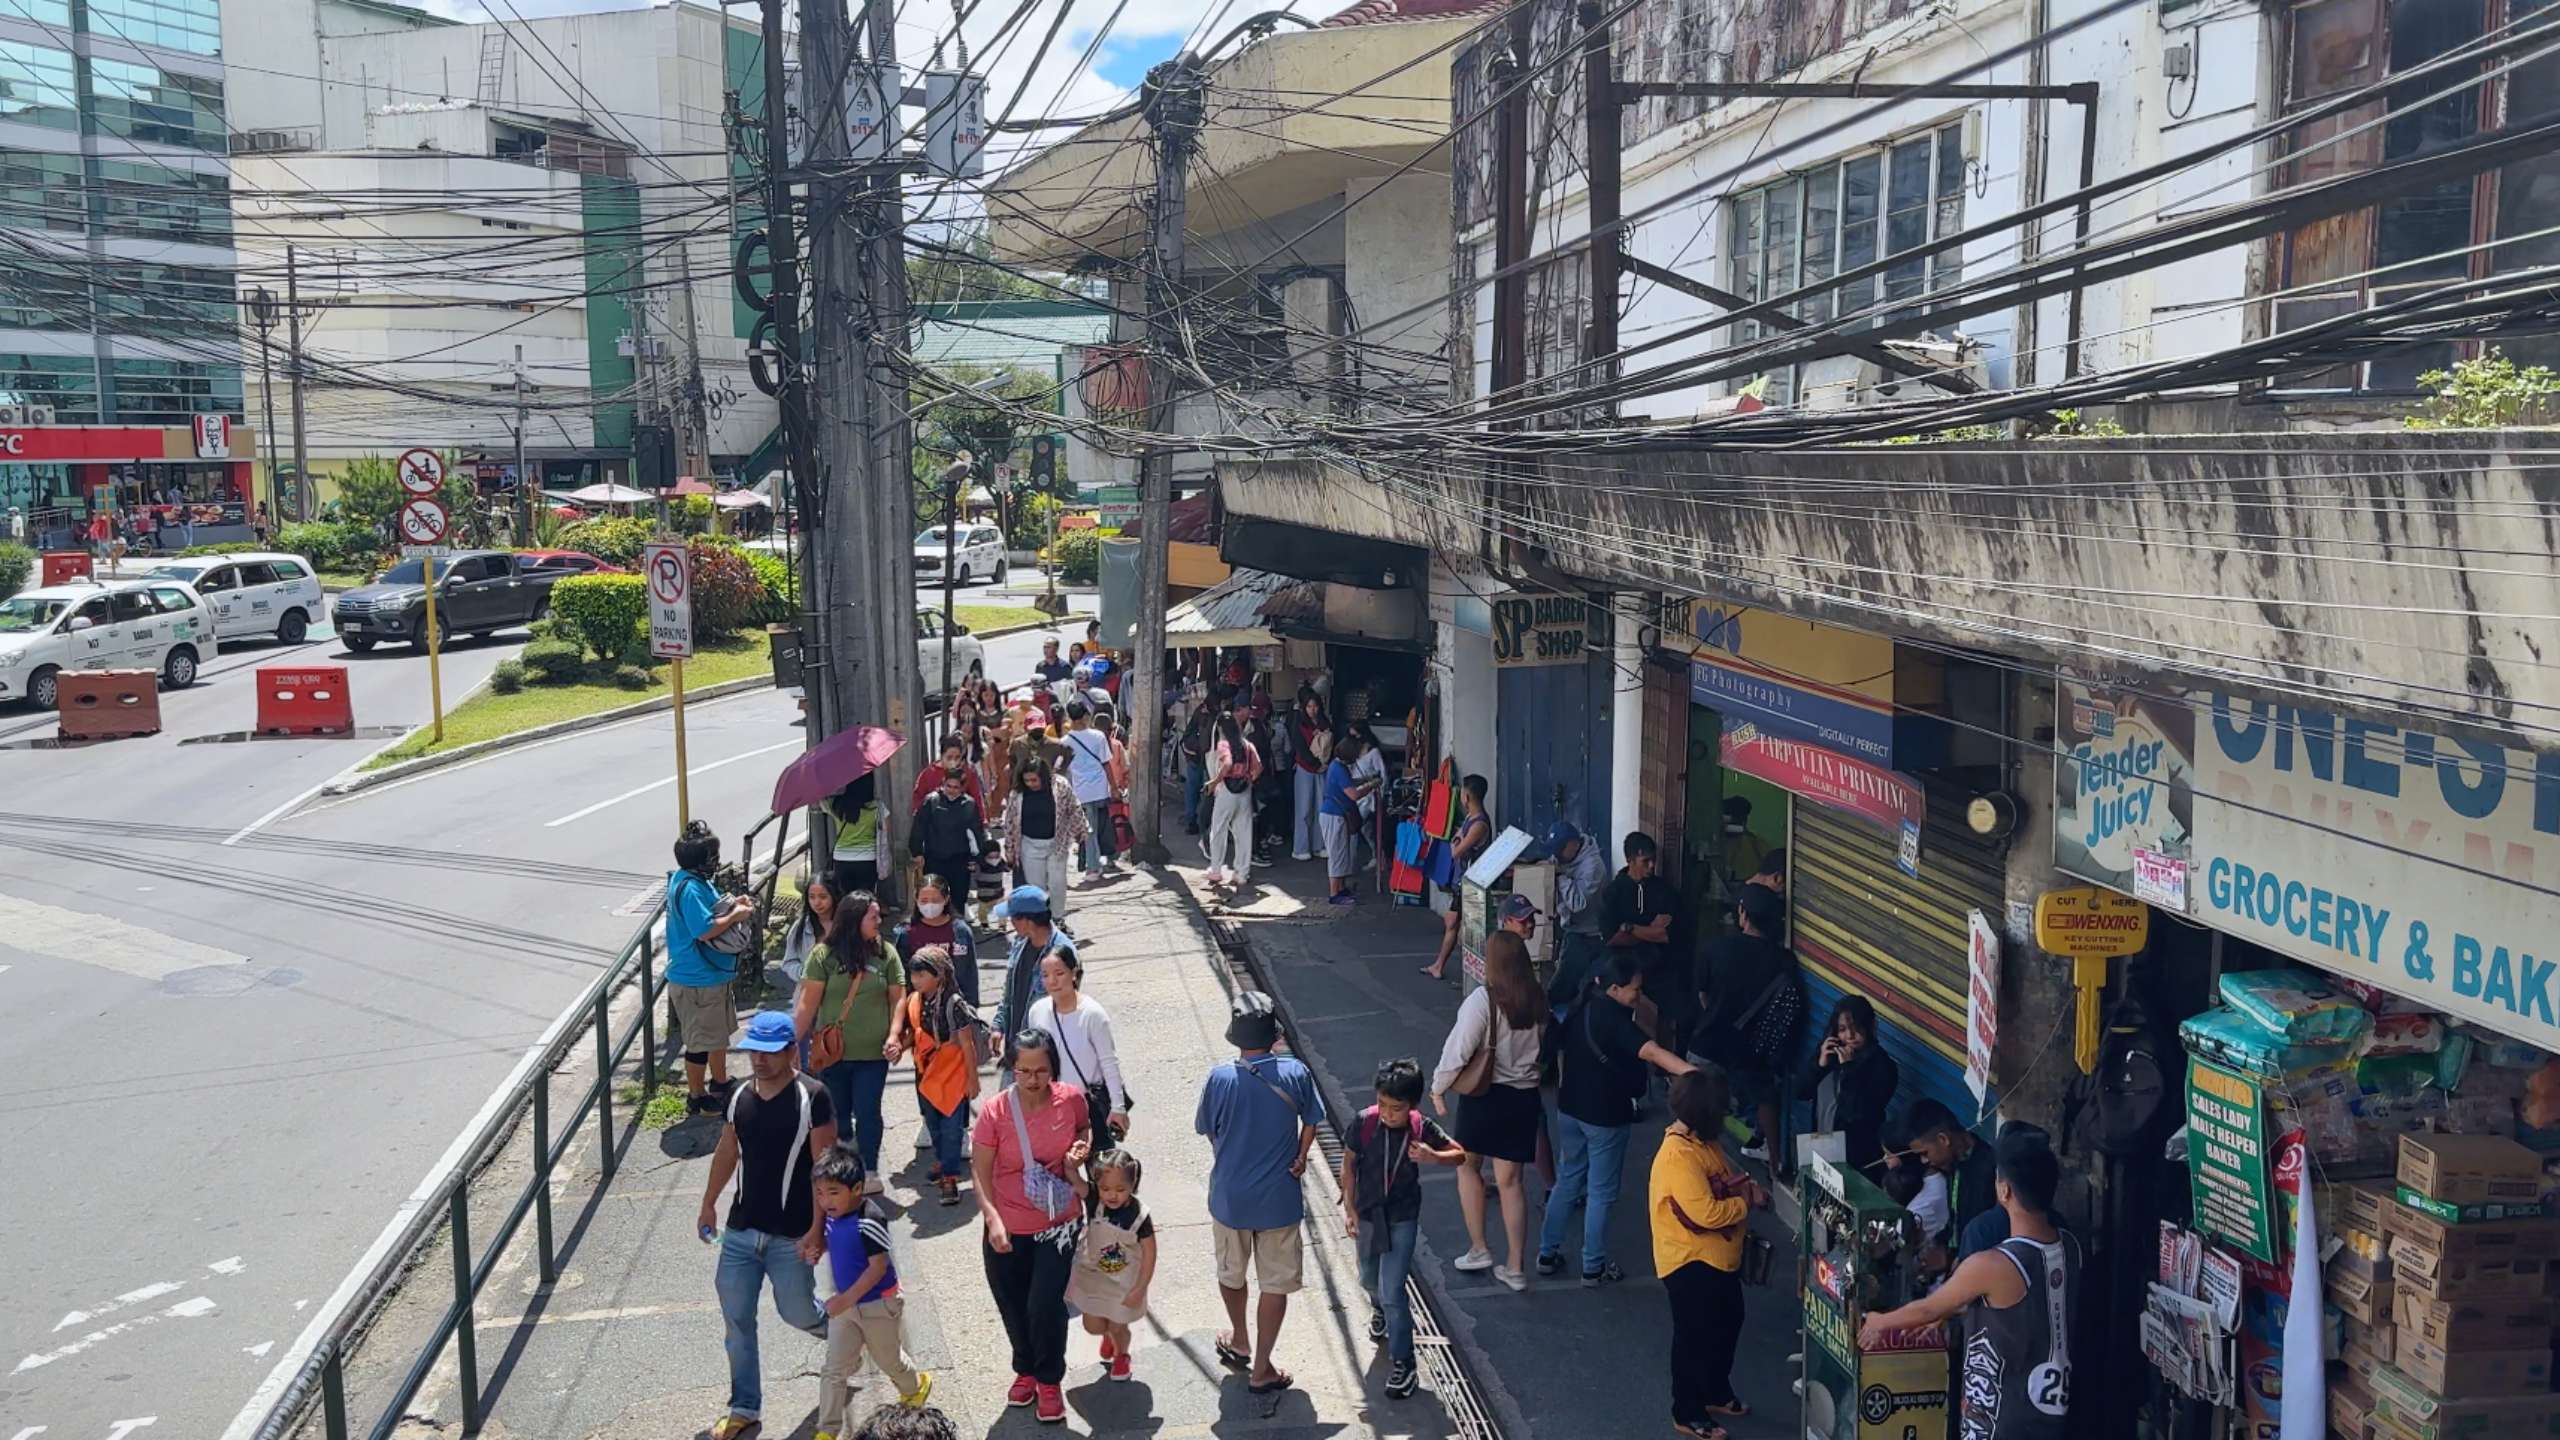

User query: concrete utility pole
[862,0,921,835]
[512,343,531,541]
[284,244,311,523]
[750,0,825,752]
[1124,53,1205,866]
[246,287,281,521]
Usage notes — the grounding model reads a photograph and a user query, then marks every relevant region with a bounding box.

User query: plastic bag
[2181,1007,2347,1082]
[2218,968,2373,1046]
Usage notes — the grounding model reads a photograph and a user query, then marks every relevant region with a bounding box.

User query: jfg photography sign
[1491,594,1591,667]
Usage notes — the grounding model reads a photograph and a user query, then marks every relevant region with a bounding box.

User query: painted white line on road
[53,1280,179,1331]
[15,1296,217,1373]
[243,1340,274,1358]
[10,1425,46,1439]
[103,1420,157,1440]
[0,897,247,982]
[542,738,799,828]
[218,769,342,848]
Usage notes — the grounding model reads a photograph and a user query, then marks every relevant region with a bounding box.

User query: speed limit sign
[398,497,449,545]
[397,448,446,497]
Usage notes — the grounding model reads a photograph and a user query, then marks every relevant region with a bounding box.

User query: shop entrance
[1680,702,1792,925]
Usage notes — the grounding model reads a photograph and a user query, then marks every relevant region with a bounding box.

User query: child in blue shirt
[812,1145,930,1438]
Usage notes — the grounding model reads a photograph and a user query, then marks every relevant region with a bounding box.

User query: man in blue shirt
[668,822,754,1114]
[1317,730,1377,907]
[1195,990,1325,1394]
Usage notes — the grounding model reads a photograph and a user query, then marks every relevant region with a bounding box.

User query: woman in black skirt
[1431,930,1549,1290]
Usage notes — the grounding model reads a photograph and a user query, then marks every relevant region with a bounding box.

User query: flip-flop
[1672,1424,1727,1440]
[1214,1335,1250,1369]
[1248,1367,1295,1394]
[1706,1401,1753,1418]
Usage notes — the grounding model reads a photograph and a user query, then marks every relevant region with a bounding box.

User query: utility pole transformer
[1126,53,1205,866]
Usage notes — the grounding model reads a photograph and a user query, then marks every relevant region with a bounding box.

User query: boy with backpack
[1339,1057,1465,1399]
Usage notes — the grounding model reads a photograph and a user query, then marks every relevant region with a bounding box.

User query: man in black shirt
[1598,832,1681,1046]
[698,1010,838,1440]
[1032,638,1072,687]
[1541,950,1697,1286]
[1893,1097,1999,1273]
[1696,884,1796,1161]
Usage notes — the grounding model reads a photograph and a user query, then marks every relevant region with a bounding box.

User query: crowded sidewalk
[1173,845,1804,1440]
[436,867,1462,1440]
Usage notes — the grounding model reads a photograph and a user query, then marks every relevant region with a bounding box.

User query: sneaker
[1292,851,1313,862]
[1581,1261,1625,1288]
[1108,1350,1132,1382]
[1741,1143,1770,1163]
[1008,1374,1038,1407]
[862,1175,885,1196]
[937,1177,961,1206]
[1368,1310,1387,1343]
[1386,1360,1419,1399]
[1329,893,1358,907]
[1035,1383,1067,1423]
[1534,1252,1563,1277]
[915,1127,936,1150]
[1493,1265,1528,1292]
[900,1372,933,1408]
[1453,1246,1495,1273]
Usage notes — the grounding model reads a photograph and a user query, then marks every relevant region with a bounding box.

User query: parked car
[144,551,327,644]
[513,548,626,575]
[0,577,218,708]
[913,523,1007,586]
[917,606,985,702]
[332,550,561,652]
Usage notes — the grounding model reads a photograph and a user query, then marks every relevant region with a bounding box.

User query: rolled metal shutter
[1789,787,2004,1122]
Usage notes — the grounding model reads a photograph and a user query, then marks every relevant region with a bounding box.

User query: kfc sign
[194,413,232,458]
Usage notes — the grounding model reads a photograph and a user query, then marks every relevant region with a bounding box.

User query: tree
[331,451,492,547]
[910,363,1051,538]
[906,224,1064,307]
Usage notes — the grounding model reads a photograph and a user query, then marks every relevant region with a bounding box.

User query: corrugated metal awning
[1164,567,1319,649]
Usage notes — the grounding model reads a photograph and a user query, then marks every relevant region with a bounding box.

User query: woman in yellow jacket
[1649,1068,1767,1440]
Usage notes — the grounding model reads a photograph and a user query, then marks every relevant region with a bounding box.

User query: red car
[514,549,627,576]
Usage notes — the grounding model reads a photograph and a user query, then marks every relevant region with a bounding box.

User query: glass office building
[0,0,240,523]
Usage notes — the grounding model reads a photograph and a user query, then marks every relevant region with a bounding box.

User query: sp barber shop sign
[1490,594,1591,668]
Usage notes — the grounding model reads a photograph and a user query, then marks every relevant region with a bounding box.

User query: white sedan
[916,606,984,702]
[913,524,1008,586]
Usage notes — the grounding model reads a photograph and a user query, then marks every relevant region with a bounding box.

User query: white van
[145,551,327,644]
[0,578,219,708]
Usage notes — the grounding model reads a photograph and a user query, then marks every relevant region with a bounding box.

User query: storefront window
[0,353,100,420]
[86,57,225,153]
[110,357,240,424]
[0,40,79,131]
[88,0,221,55]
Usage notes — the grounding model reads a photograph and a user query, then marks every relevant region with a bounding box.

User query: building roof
[910,300,1112,370]
[1321,0,1512,26]
[1165,567,1323,648]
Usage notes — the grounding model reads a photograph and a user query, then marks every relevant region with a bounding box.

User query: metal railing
[239,835,804,1440]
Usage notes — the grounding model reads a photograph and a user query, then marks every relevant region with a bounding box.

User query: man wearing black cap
[1195,990,1325,1394]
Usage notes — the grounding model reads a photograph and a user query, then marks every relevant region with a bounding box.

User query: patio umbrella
[670,476,718,497]
[770,724,906,815]
[564,482,656,505]
[716,490,771,509]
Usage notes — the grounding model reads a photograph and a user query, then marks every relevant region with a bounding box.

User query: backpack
[2083,995,2175,1159]
[1356,1103,1424,1150]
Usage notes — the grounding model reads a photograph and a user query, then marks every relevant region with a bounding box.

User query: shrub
[0,543,30,597]
[612,664,655,691]
[179,541,264,558]
[521,637,587,684]
[1005,491,1060,551]
[617,631,656,669]
[688,537,761,638]
[673,493,715,534]
[1052,528,1102,585]
[745,549,799,624]
[549,573,649,660]
[489,659,527,694]
[556,515,655,566]
[2407,348,2560,429]
[525,616,572,644]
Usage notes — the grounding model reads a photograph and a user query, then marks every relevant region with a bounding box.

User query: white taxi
[0,577,220,709]
[145,551,327,644]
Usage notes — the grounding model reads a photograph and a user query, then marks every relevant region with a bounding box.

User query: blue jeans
[1357,1216,1420,1365]
[1292,767,1320,855]
[1182,757,1207,829]
[822,1058,889,1172]
[921,1094,971,1181]
[714,1226,824,1421]
[1540,1115,1631,1272]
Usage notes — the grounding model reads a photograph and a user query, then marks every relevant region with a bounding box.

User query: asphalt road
[0,593,1091,1440]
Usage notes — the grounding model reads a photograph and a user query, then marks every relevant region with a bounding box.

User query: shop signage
[0,425,178,462]
[2186,1059,2277,1263]
[2191,694,2560,1048]
[1490,594,1591,667]
[2053,677,2195,903]
[1721,726,1924,836]
[1672,601,1901,765]
[1965,909,2000,1105]
[2034,886,2150,957]
[193,414,231,458]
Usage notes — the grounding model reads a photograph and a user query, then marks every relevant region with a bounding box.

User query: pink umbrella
[770,724,906,815]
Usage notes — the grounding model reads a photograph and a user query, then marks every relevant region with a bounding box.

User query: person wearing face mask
[895,873,979,1005]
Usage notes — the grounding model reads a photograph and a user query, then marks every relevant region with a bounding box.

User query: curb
[321,674,771,796]
[971,618,1064,640]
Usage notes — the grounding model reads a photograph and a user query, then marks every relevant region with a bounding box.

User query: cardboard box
[2343,1336,2392,1388]
[2329,1178,2398,1236]
[2382,1200,2560,1265]
[2395,1184,2545,1224]
[2370,1363,2560,1440]
[2392,1333,2552,1395]
[2334,1374,2378,1439]
[2342,1312,2397,1358]
[2393,1290,2552,1349]
[2398,1134,2544,1207]
[2391,1245,2548,1303]
[2331,1259,2395,1324]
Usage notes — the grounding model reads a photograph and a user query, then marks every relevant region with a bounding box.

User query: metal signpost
[644,541,694,829]
[397,448,450,742]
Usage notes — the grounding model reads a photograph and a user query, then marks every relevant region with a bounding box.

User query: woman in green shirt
[792,889,907,1186]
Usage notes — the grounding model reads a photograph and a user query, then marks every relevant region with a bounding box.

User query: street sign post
[643,541,695,828]
[399,493,452,742]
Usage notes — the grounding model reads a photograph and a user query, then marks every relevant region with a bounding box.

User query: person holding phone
[1801,995,1898,1171]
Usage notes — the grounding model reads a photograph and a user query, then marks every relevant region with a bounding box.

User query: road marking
[103,1421,157,1440]
[0,898,246,984]
[16,1297,217,1373]
[242,1340,274,1358]
[11,1425,47,1439]
[542,738,799,828]
[219,770,340,848]
[208,1255,245,1275]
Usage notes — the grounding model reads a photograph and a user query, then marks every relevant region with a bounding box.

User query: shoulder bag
[1046,1007,1134,1137]
[1004,1089,1081,1223]
[807,959,867,1071]
[1450,996,1500,1097]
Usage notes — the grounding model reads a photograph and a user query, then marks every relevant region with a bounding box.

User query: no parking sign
[644,542,692,658]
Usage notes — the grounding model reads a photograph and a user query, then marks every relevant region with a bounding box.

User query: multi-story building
[0,0,252,537]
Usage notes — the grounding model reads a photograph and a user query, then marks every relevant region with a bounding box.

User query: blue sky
[1092,35,1181,90]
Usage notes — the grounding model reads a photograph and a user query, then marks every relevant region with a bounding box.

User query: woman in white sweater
[1026,948,1129,1147]
[1430,931,1549,1291]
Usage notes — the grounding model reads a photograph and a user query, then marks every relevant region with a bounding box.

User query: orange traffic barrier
[39,551,92,586]
[57,669,160,741]
[257,665,354,736]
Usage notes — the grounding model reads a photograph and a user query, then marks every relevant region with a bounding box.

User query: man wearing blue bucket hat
[698,1010,837,1440]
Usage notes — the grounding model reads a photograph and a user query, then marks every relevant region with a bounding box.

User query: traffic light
[1029,433,1059,490]
[633,424,677,489]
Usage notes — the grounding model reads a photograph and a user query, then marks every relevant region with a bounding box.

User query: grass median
[947,603,1046,633]
[364,632,772,769]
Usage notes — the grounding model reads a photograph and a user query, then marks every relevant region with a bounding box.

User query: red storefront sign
[1720,726,1925,834]
[0,426,182,463]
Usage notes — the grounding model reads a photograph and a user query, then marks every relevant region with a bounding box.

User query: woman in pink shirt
[972,1028,1092,1423]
